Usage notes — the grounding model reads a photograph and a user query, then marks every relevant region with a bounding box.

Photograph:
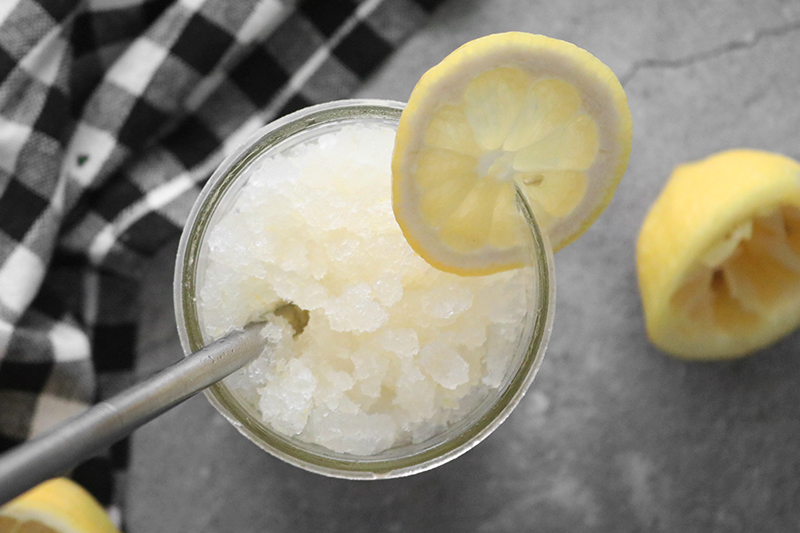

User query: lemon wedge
[637,149,800,359]
[392,32,632,275]
[0,478,120,533]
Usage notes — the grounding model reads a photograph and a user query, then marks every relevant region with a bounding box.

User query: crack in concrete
[620,19,800,86]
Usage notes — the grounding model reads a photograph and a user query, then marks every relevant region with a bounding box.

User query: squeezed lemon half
[0,478,120,533]
[637,149,800,359]
[392,32,632,275]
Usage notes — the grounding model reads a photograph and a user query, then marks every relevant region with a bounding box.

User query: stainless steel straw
[0,322,267,506]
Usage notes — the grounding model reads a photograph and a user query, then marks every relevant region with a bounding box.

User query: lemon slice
[637,149,800,359]
[0,478,120,533]
[392,32,632,275]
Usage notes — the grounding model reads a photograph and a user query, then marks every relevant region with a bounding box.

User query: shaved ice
[197,123,529,455]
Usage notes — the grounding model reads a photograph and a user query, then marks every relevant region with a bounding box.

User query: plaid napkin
[0,0,443,523]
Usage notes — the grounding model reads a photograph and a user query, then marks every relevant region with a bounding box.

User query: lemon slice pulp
[637,149,800,359]
[392,32,632,275]
[0,478,120,533]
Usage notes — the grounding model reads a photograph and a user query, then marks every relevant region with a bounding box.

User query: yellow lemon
[392,32,632,275]
[637,149,800,359]
[0,478,120,533]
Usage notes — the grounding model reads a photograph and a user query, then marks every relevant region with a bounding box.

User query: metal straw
[0,321,268,506]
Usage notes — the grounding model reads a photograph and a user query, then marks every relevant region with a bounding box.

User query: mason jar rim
[173,98,556,479]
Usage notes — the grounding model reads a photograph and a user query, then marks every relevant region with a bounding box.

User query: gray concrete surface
[129,1,800,531]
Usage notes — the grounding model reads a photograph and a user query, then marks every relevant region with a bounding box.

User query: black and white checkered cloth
[0,0,443,523]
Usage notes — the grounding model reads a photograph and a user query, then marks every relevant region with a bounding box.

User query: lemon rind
[0,478,119,533]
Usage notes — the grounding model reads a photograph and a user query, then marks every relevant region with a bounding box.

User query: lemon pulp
[419,74,597,251]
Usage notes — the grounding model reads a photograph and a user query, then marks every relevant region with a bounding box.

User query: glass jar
[173,99,556,479]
